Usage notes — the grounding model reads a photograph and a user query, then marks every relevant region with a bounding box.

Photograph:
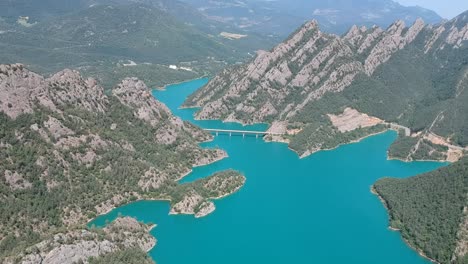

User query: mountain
[185,11,468,163]
[0,0,442,89]
[373,158,468,263]
[0,3,236,87]
[179,0,442,36]
[0,64,244,262]
[0,1,278,88]
[184,11,468,263]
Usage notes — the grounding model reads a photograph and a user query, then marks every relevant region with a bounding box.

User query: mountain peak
[304,19,320,30]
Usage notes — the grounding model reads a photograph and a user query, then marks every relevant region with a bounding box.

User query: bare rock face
[113,78,172,127]
[185,16,466,126]
[44,116,75,139]
[48,69,108,112]
[18,217,155,264]
[364,18,425,75]
[0,64,55,119]
[0,65,108,120]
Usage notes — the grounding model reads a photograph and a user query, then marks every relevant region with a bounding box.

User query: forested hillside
[0,64,244,262]
[0,0,277,88]
[374,158,468,263]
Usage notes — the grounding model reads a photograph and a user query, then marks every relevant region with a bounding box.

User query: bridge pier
[243,133,245,138]
[229,132,232,137]
[216,131,218,136]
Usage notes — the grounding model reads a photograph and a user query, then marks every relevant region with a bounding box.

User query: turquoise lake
[90,78,446,263]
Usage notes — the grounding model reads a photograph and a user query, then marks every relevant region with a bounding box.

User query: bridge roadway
[204,128,283,137]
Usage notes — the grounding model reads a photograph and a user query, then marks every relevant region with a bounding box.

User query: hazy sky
[395,0,468,19]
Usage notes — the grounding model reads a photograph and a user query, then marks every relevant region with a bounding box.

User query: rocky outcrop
[169,171,246,218]
[363,18,425,75]
[0,64,55,119]
[16,217,155,264]
[113,78,172,127]
[48,69,108,113]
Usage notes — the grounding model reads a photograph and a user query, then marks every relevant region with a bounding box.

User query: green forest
[374,158,468,263]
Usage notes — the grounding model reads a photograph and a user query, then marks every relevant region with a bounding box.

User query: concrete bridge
[204,128,283,138]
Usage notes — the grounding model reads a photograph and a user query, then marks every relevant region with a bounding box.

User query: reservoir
[90,78,445,264]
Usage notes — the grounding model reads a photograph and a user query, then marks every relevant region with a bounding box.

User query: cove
[90,78,446,264]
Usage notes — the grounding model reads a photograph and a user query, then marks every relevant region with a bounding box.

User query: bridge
[204,128,283,138]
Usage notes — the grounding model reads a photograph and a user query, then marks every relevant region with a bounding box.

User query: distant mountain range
[0,0,443,88]
[179,0,442,36]
[0,0,277,88]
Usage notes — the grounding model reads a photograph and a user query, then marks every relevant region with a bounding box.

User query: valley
[0,1,467,263]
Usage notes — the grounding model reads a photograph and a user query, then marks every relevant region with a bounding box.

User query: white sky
[395,0,468,19]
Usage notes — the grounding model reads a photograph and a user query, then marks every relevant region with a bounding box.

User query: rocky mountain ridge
[185,11,468,162]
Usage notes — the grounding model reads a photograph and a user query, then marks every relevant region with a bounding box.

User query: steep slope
[180,0,442,36]
[0,64,244,262]
[373,158,468,263]
[185,12,468,162]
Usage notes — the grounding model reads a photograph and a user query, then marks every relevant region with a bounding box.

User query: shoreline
[87,151,231,225]
[370,186,440,264]
[296,129,390,159]
[155,76,209,91]
[387,155,450,163]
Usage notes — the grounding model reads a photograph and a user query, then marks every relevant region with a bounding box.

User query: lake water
[90,78,445,263]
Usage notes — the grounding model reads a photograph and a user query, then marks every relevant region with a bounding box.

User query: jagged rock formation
[185,11,468,162]
[0,64,244,262]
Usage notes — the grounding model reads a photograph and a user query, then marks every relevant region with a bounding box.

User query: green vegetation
[0,71,243,260]
[168,170,245,203]
[388,133,450,161]
[0,1,274,89]
[290,122,388,155]
[374,158,468,263]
